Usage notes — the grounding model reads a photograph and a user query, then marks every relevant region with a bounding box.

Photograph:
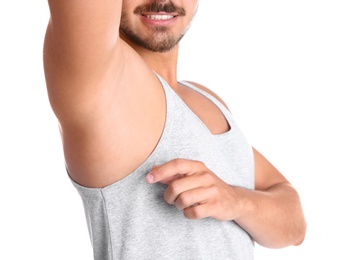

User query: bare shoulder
[184,81,231,111]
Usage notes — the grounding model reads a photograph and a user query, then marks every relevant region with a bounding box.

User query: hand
[146,158,240,221]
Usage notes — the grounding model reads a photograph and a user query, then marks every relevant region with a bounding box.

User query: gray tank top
[71,74,255,260]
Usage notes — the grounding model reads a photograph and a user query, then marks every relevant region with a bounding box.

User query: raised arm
[43,0,165,188]
[43,0,123,121]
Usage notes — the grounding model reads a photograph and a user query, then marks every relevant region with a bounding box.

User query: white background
[0,1,336,259]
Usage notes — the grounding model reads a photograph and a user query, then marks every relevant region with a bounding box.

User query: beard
[119,17,185,53]
[120,1,187,53]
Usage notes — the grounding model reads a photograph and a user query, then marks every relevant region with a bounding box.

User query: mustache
[134,1,186,15]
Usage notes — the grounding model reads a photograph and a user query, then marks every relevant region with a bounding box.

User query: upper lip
[141,12,179,16]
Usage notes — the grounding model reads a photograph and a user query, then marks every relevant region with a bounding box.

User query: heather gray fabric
[70,73,255,260]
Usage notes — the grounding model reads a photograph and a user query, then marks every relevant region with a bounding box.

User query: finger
[175,186,213,211]
[160,173,184,185]
[148,165,182,185]
[146,159,205,184]
[164,173,210,204]
[183,203,211,220]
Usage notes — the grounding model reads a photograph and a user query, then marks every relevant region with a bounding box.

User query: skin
[44,0,306,249]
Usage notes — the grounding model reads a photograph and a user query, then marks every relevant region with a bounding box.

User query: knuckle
[153,166,163,177]
[185,206,203,219]
[193,208,203,219]
[201,171,214,183]
[163,189,172,204]
[173,158,184,169]
[209,184,218,194]
[169,180,180,194]
[196,160,205,168]
[178,193,190,207]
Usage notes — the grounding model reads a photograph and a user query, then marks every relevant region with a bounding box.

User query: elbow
[284,184,307,247]
[279,211,307,248]
[293,218,307,246]
[261,221,307,249]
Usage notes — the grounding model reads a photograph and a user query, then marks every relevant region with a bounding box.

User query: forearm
[234,182,306,248]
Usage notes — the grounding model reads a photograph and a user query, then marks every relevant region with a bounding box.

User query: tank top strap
[178,80,231,115]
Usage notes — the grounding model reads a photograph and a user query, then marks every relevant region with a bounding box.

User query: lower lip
[140,15,177,26]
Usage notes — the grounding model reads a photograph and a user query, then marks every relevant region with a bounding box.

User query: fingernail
[146,172,155,183]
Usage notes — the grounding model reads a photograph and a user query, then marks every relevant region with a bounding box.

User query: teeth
[146,15,174,20]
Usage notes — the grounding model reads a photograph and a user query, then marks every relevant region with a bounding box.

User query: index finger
[146,158,205,184]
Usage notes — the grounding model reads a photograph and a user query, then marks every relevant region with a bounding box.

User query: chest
[174,84,230,135]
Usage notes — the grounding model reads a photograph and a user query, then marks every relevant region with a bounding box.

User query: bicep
[46,0,121,54]
[44,0,124,122]
[45,0,122,74]
[253,147,289,191]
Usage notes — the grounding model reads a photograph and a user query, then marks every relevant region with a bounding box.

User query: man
[43,0,306,259]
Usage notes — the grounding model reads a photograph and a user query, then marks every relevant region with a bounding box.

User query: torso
[70,76,255,260]
[63,74,230,188]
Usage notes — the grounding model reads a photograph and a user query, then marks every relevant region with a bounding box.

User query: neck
[142,48,179,89]
[121,34,180,89]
